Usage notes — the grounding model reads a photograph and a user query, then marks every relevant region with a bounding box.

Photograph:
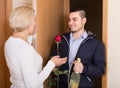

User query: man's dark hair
[70,8,86,18]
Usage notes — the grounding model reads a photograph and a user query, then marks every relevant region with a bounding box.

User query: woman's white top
[4,36,55,88]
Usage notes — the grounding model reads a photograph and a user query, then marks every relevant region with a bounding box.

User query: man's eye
[73,18,77,21]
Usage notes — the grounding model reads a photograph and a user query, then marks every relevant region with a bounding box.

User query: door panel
[0,0,12,88]
[0,0,6,87]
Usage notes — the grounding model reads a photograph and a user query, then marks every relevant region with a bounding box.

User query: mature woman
[4,6,67,88]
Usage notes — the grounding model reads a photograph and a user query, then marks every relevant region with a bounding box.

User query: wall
[36,0,64,65]
[108,0,120,88]
[0,0,6,87]
[13,0,32,8]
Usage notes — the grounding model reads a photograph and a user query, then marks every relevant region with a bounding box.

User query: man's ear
[83,18,87,24]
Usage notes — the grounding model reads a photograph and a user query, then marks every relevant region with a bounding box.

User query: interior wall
[108,0,120,88]
[0,0,6,87]
[13,0,32,8]
[36,0,64,66]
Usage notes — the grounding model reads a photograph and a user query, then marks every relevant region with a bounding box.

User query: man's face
[68,11,86,33]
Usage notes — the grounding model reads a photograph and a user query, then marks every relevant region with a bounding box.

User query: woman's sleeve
[20,47,55,88]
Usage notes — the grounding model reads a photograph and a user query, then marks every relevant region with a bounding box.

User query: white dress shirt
[4,36,55,88]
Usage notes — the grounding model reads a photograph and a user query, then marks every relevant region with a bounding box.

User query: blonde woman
[4,6,67,88]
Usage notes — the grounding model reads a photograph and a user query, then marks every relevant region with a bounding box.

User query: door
[0,0,12,88]
[0,0,6,87]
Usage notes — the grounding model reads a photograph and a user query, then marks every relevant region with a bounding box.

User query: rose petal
[55,35,61,42]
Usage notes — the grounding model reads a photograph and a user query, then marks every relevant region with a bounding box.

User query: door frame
[102,0,108,88]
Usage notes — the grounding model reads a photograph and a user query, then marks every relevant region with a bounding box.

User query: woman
[4,6,67,88]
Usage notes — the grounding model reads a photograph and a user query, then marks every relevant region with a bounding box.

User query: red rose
[55,35,61,43]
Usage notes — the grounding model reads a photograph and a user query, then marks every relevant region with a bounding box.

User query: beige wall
[13,0,32,8]
[108,0,120,88]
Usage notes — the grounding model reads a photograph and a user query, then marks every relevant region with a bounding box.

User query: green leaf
[46,67,69,88]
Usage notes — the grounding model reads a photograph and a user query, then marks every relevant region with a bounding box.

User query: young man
[50,8,106,88]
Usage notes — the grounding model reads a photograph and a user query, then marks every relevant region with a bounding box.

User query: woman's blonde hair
[9,6,35,32]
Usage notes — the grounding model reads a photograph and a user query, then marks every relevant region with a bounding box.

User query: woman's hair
[9,6,35,32]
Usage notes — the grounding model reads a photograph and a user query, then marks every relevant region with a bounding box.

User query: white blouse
[4,36,55,88]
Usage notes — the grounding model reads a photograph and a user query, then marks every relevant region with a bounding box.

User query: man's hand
[73,60,84,73]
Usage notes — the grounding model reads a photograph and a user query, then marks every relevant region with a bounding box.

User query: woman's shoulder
[4,36,34,53]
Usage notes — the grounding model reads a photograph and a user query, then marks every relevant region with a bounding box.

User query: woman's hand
[50,56,67,66]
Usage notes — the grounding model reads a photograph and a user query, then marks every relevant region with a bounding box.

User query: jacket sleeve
[82,42,106,78]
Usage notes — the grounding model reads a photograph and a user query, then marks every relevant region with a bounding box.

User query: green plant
[47,68,69,88]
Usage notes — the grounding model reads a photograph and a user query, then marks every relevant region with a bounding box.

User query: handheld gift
[70,58,81,88]
[55,35,61,55]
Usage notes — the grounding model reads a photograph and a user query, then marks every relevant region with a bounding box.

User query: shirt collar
[70,30,88,40]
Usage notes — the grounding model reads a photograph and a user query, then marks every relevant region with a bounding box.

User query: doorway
[70,0,102,88]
